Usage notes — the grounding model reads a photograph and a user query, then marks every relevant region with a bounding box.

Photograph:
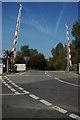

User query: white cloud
[22,13,49,34]
[54,9,63,35]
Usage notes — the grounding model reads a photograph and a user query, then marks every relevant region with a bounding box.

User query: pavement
[0,70,80,119]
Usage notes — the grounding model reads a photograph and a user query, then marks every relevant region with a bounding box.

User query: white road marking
[4,83,8,86]
[15,92,20,94]
[54,77,80,87]
[18,87,24,90]
[13,84,18,87]
[11,83,16,85]
[7,78,10,81]
[7,85,12,89]
[10,88,16,92]
[52,105,67,114]
[23,90,30,94]
[47,74,51,77]
[3,75,80,119]
[2,81,6,84]
[69,113,79,119]
[29,94,39,100]
[39,99,52,106]
[7,85,12,88]
[45,71,48,74]
[9,80,12,83]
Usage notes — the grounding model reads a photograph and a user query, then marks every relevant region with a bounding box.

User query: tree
[71,21,80,66]
[29,53,46,70]
[15,51,25,64]
[46,57,54,70]
[72,21,80,48]
[29,48,38,57]
[21,45,29,58]
[51,42,66,70]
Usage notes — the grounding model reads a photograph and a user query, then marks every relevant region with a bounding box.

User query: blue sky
[2,2,78,58]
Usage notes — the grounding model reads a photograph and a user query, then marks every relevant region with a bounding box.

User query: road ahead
[1,70,80,119]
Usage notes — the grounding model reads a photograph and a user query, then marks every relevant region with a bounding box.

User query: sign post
[7,58,8,73]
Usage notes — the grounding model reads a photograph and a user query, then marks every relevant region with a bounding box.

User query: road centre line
[54,77,80,87]
[69,113,80,119]
[11,82,15,85]
[10,88,16,92]
[7,85,12,89]
[18,87,24,90]
[39,99,52,106]
[29,94,39,100]
[52,105,67,114]
[9,80,12,83]
[13,84,18,87]
[23,90,30,94]
[4,83,8,86]
[11,83,16,85]
[2,75,80,119]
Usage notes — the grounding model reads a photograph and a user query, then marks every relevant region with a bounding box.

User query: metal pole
[67,42,69,72]
[7,58,8,73]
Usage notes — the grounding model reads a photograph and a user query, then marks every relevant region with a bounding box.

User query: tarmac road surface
[0,70,80,119]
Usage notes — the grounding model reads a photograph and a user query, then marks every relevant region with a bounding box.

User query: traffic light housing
[3,49,6,58]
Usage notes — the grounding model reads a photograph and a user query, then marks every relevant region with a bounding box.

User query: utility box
[79,63,80,74]
[0,64,3,74]
[15,64,26,72]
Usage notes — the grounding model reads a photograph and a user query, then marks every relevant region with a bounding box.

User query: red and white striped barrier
[12,4,22,60]
[66,23,72,66]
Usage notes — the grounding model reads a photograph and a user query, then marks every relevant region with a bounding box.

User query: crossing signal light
[3,50,14,59]
[3,49,5,58]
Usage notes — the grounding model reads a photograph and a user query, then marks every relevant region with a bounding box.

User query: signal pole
[7,57,8,73]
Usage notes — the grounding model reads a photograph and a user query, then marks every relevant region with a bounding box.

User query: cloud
[22,12,49,34]
[54,10,63,35]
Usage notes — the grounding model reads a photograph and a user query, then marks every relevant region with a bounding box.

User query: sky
[2,2,78,58]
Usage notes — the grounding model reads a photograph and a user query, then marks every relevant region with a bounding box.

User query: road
[0,70,80,119]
